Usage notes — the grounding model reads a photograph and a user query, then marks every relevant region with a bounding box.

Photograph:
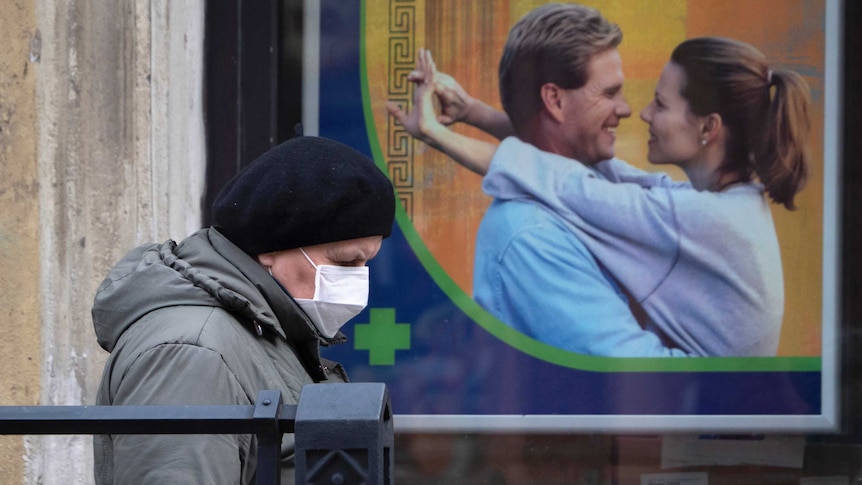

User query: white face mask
[293,247,369,338]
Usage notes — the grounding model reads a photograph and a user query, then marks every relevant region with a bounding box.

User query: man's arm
[473,201,688,357]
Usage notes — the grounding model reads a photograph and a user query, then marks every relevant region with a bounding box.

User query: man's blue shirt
[472,199,686,357]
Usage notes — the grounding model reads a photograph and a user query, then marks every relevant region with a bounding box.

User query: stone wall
[0,1,205,483]
[0,1,42,482]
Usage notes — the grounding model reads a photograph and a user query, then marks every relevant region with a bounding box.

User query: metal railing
[0,383,393,485]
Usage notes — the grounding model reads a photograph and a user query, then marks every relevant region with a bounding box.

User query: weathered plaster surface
[0,0,42,483]
[9,1,206,483]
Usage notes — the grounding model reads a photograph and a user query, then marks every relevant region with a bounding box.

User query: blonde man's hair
[498,3,622,134]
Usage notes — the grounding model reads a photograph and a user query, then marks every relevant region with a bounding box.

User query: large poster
[309,0,841,431]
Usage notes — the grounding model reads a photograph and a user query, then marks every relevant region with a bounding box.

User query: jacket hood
[92,228,327,352]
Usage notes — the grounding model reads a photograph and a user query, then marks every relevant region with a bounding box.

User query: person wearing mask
[92,135,395,483]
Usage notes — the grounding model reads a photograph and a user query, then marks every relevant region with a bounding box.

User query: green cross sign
[354,308,411,365]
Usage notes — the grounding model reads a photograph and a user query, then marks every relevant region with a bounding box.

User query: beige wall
[0,0,42,482]
[1,1,205,483]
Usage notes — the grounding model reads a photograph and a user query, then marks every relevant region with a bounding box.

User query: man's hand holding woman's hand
[385,48,449,146]
[405,58,476,126]
[384,48,502,176]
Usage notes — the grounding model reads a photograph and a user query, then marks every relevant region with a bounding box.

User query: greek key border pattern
[386,0,416,218]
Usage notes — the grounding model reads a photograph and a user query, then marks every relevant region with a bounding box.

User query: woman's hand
[385,49,499,176]
[386,49,445,143]
[406,63,475,126]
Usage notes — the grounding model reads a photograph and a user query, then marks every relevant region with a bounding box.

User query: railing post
[253,389,284,485]
[294,383,394,485]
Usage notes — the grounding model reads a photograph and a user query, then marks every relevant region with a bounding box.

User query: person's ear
[256,252,275,268]
[540,83,566,123]
[700,113,723,144]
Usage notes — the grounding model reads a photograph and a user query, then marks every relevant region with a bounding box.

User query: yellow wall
[0,0,42,482]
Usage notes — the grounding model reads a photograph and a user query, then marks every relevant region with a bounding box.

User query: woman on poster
[389,38,812,356]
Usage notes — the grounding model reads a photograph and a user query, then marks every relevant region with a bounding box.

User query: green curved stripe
[358,1,820,374]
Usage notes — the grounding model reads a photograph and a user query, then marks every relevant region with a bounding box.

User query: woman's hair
[498,3,622,134]
[671,36,811,209]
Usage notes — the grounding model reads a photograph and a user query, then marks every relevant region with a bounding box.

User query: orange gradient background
[366,0,826,357]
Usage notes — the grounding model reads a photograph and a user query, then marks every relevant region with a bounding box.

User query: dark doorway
[203,0,304,225]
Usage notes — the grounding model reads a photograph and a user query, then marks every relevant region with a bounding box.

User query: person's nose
[617,97,632,119]
[639,102,652,123]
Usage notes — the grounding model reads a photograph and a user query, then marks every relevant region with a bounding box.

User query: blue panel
[315,0,822,420]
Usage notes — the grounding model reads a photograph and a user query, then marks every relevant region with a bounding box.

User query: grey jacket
[92,228,347,484]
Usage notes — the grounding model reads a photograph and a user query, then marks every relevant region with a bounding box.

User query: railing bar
[0,385,394,484]
[0,405,297,435]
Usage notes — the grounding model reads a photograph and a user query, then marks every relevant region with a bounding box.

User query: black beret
[212,136,395,255]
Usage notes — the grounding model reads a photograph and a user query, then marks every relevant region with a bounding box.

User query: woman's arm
[474,203,690,357]
[594,158,684,188]
[484,137,681,302]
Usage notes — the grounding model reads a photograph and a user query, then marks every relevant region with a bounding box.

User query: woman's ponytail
[756,69,811,210]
